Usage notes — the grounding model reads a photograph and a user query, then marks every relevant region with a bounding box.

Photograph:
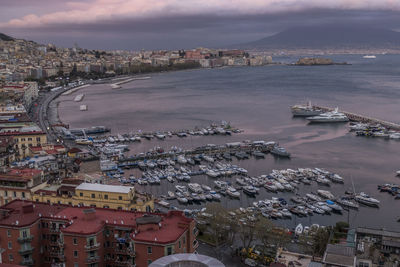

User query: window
[13,191,16,197]
[147,247,152,254]
[8,241,12,249]
[167,247,172,255]
[104,194,108,199]
[80,192,83,197]
[9,254,13,261]
[74,264,79,267]
[73,238,78,245]
[183,237,186,244]
[91,193,95,198]
[28,138,32,141]
[36,137,41,142]
[73,250,78,257]
[22,192,25,198]
[179,241,181,248]
[5,191,8,197]
[118,196,122,200]
[147,260,152,266]
[7,230,11,237]
[21,138,25,142]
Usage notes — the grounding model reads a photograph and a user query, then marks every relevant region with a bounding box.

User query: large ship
[307,108,349,123]
[291,102,323,117]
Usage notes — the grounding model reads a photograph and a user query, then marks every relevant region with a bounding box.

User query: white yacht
[317,190,335,200]
[307,108,349,123]
[355,192,380,207]
[188,183,203,193]
[227,187,240,198]
[291,102,323,117]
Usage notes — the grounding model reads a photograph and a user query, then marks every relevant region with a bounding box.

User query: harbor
[54,58,400,230]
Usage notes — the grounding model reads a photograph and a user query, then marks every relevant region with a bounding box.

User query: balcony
[114,247,136,257]
[50,240,64,248]
[19,246,34,255]
[20,259,34,266]
[49,251,65,261]
[18,235,34,243]
[115,260,135,267]
[193,240,199,249]
[49,228,60,233]
[86,256,100,264]
[85,243,100,250]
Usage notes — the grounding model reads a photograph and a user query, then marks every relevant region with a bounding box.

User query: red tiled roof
[0,200,193,244]
[68,147,82,153]
[0,168,42,182]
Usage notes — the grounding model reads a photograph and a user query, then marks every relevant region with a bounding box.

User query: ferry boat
[363,55,376,59]
[291,102,323,117]
[270,145,290,157]
[307,108,349,123]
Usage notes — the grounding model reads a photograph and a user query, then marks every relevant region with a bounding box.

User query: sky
[1,0,400,50]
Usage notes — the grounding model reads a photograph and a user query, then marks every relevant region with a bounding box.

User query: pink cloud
[1,0,400,28]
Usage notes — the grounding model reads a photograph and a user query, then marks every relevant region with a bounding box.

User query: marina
[56,55,400,230]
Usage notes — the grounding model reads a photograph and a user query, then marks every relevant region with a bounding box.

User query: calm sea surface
[58,54,400,230]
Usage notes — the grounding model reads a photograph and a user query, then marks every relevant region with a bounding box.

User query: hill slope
[0,33,14,41]
[240,25,400,50]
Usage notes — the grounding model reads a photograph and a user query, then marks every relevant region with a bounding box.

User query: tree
[311,227,331,257]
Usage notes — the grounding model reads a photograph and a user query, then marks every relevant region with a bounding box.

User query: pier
[314,105,400,130]
[117,142,276,164]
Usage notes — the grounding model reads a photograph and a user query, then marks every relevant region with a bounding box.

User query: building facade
[0,200,197,267]
[33,182,154,212]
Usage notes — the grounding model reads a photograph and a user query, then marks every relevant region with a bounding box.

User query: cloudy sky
[1,0,400,50]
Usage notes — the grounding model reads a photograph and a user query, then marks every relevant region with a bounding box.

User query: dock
[313,105,400,130]
[117,142,276,164]
[110,76,151,88]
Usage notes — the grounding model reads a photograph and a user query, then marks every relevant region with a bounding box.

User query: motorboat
[295,223,303,235]
[227,187,240,198]
[363,55,376,59]
[177,197,188,204]
[317,190,335,200]
[243,186,257,197]
[355,192,380,207]
[337,198,359,209]
[316,176,331,186]
[326,200,343,213]
[201,184,212,191]
[210,191,221,201]
[328,173,344,183]
[188,183,203,193]
[270,145,290,157]
[306,193,322,202]
[167,191,176,199]
[307,108,349,123]
[175,185,187,193]
[291,102,323,117]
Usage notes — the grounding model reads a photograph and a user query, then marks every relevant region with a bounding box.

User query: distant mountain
[0,33,14,41]
[239,25,400,50]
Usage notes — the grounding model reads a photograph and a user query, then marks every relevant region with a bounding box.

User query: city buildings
[0,200,197,267]
[0,168,45,205]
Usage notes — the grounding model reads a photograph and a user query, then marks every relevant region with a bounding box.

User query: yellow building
[13,130,47,159]
[33,182,154,212]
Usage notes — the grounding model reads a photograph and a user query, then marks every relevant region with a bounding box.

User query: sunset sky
[1,0,400,50]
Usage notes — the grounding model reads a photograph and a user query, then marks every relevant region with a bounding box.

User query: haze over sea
[58,54,400,230]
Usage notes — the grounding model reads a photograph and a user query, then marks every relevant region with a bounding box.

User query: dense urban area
[0,33,399,267]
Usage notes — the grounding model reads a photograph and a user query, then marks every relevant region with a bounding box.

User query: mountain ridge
[238,25,400,50]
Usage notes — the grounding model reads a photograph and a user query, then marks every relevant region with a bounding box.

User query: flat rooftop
[76,183,133,194]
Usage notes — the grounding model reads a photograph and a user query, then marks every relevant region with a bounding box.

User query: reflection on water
[58,54,400,230]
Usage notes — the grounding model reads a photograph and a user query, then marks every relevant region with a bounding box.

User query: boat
[363,55,376,59]
[325,200,343,213]
[317,190,335,200]
[306,193,322,202]
[167,176,174,183]
[177,197,188,204]
[243,186,257,197]
[295,223,303,235]
[227,187,240,198]
[291,102,323,117]
[253,151,265,158]
[167,191,176,199]
[75,138,93,145]
[337,198,359,209]
[316,176,331,186]
[80,104,88,111]
[328,173,344,183]
[355,192,380,207]
[214,180,227,189]
[188,183,203,193]
[175,185,187,193]
[201,184,211,191]
[210,191,221,201]
[270,145,290,157]
[74,94,84,102]
[177,155,187,164]
[307,108,349,123]
[264,182,278,192]
[206,170,219,178]
[396,170,400,177]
